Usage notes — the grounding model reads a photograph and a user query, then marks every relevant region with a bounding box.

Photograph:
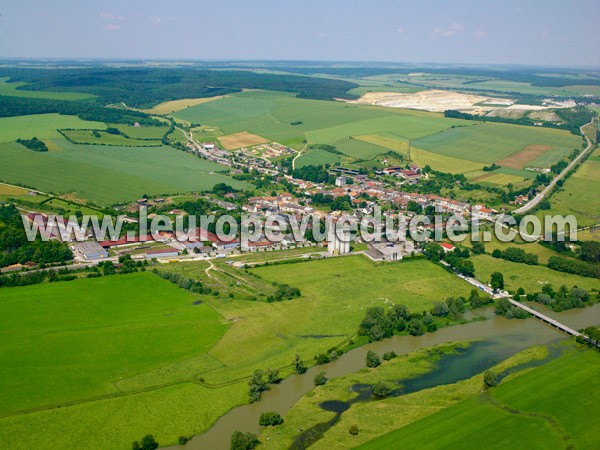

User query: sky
[0,0,599,66]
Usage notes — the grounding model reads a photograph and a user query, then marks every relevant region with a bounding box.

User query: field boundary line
[480,392,573,448]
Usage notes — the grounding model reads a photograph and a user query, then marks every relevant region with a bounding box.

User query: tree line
[444,106,594,135]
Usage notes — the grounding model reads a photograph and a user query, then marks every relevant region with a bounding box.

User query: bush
[315,353,330,365]
[349,424,359,435]
[178,436,189,445]
[382,351,397,361]
[372,382,392,398]
[366,350,381,368]
[266,368,281,384]
[314,371,327,386]
[483,370,498,388]
[293,353,307,374]
[131,435,158,450]
[259,411,283,426]
[407,318,425,336]
[230,431,259,450]
[248,370,269,403]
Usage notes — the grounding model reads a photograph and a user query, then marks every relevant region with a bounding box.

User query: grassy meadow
[295,148,342,167]
[452,231,567,265]
[470,254,599,293]
[359,346,600,450]
[0,255,475,449]
[0,114,104,143]
[412,122,579,166]
[0,139,246,204]
[577,226,600,242]
[60,129,162,146]
[0,272,229,414]
[537,147,600,227]
[172,90,465,151]
[163,255,472,385]
[140,96,225,115]
[0,78,95,101]
[260,344,551,450]
[113,124,169,139]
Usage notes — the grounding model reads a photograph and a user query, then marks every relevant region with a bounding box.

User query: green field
[453,231,566,264]
[332,137,391,160]
[295,148,342,167]
[0,255,475,449]
[114,124,169,139]
[538,147,600,227]
[0,139,246,205]
[470,254,599,293]
[359,347,600,450]
[0,114,104,143]
[180,255,472,385]
[413,122,579,165]
[174,90,581,181]
[411,147,485,173]
[0,78,96,101]
[577,226,600,242]
[354,132,409,155]
[172,90,465,152]
[0,273,228,414]
[60,129,162,146]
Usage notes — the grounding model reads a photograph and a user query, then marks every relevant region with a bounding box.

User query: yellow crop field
[411,147,482,173]
[141,96,225,115]
[354,134,409,154]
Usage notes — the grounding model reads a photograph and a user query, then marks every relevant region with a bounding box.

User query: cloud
[474,30,488,40]
[540,30,549,38]
[149,16,176,25]
[99,11,125,21]
[397,27,405,34]
[432,22,464,39]
[105,24,121,31]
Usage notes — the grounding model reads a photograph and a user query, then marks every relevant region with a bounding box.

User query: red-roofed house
[440,242,456,253]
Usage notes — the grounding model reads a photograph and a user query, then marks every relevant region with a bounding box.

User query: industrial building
[327,221,351,255]
[145,248,179,259]
[70,241,109,260]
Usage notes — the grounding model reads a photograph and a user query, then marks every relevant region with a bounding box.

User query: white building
[327,221,351,255]
[335,176,346,187]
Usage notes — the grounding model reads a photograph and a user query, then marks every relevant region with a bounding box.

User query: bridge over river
[509,299,599,348]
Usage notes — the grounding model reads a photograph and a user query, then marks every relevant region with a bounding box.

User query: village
[12,132,514,271]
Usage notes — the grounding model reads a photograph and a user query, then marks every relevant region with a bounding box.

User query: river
[165,303,600,450]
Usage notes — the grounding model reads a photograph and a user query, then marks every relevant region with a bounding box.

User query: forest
[0,68,358,107]
[0,205,73,269]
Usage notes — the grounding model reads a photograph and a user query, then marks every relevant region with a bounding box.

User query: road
[513,118,597,214]
[291,143,308,170]
[439,260,509,298]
